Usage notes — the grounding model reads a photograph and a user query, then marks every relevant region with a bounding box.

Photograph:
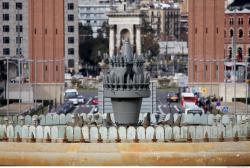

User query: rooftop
[228,0,250,10]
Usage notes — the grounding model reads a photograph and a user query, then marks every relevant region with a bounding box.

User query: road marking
[86,98,92,105]
[89,106,95,114]
[158,105,164,114]
[174,105,180,112]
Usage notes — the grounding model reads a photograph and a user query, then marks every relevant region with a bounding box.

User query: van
[65,89,78,105]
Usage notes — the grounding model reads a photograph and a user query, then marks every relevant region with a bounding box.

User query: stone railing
[1,123,250,143]
[0,113,250,127]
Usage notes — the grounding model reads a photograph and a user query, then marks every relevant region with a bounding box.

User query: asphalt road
[69,89,182,115]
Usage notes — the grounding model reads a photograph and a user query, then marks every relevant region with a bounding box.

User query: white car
[72,74,84,80]
[64,73,72,80]
[65,89,78,105]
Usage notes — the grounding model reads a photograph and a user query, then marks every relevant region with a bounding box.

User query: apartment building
[64,0,79,73]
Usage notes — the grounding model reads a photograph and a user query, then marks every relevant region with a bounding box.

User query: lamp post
[245,56,248,115]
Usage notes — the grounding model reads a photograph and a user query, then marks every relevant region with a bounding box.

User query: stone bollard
[71,114,76,125]
[229,115,235,126]
[19,116,25,126]
[203,131,209,142]
[32,116,38,126]
[216,115,222,125]
[4,117,9,125]
[212,116,217,126]
[8,120,13,125]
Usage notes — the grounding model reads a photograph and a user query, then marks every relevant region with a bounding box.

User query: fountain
[103,40,150,125]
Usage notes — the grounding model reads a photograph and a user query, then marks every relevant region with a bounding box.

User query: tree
[141,18,160,60]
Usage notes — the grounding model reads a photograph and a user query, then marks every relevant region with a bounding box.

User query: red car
[91,97,98,105]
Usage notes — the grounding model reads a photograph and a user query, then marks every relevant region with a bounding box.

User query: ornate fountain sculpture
[103,40,150,125]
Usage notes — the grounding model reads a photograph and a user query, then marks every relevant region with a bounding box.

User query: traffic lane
[160,103,182,114]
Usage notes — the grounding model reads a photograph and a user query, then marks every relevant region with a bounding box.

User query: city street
[69,89,182,115]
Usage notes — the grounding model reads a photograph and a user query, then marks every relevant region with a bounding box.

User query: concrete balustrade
[0,123,249,143]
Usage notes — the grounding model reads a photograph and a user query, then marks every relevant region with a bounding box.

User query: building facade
[28,0,65,103]
[0,0,29,79]
[224,0,250,82]
[78,0,113,38]
[64,0,79,73]
[141,2,181,41]
[188,0,225,85]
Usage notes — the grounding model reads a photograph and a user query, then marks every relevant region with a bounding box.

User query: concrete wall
[0,142,250,166]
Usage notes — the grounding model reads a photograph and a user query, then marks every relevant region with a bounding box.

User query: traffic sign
[222,106,229,113]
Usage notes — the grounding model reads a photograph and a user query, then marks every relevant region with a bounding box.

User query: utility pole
[232,9,237,117]
[17,6,22,114]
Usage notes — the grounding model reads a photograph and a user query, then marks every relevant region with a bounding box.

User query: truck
[181,92,204,115]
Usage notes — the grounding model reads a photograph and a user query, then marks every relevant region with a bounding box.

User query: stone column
[116,29,121,53]
[109,25,115,57]
[136,25,142,55]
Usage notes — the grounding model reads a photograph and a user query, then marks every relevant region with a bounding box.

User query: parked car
[78,95,86,104]
[64,89,78,105]
[167,92,179,102]
[72,74,84,80]
[57,101,75,114]
[64,73,72,80]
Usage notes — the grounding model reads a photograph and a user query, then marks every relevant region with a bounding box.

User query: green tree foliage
[79,22,109,65]
[141,18,160,60]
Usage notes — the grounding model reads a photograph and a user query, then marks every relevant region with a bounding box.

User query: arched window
[248,48,250,56]
[238,29,243,38]
[224,30,227,38]
[229,47,232,60]
[237,47,243,62]
[230,29,234,37]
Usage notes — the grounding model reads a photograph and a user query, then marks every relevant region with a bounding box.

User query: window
[16,37,22,44]
[68,37,74,44]
[68,59,75,68]
[2,2,9,9]
[229,47,232,59]
[3,37,9,44]
[16,14,22,21]
[3,25,9,32]
[3,14,9,21]
[68,26,74,32]
[224,30,227,38]
[249,18,250,25]
[248,30,250,38]
[248,48,250,57]
[237,47,243,62]
[230,29,234,37]
[68,48,74,55]
[68,14,74,21]
[3,48,10,55]
[68,3,74,10]
[238,29,243,38]
[229,18,234,25]
[16,25,23,32]
[238,17,243,25]
[16,2,22,9]
[16,48,22,55]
